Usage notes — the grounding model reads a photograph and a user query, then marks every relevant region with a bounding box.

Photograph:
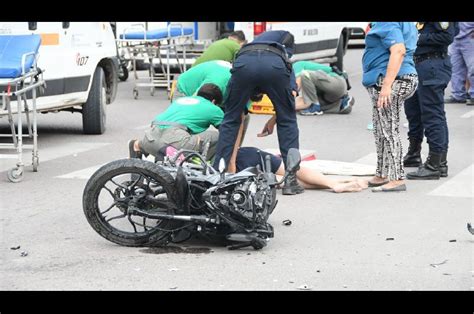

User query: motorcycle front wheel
[82,158,184,247]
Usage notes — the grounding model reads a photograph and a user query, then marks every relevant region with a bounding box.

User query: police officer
[212,30,304,195]
[404,22,458,180]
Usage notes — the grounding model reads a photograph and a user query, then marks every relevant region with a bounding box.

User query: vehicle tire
[330,33,345,71]
[118,64,129,82]
[83,158,185,247]
[82,67,106,134]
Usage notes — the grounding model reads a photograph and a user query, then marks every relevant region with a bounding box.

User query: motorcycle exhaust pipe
[129,207,216,223]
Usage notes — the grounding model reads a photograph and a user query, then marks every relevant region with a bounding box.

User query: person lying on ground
[235,147,368,193]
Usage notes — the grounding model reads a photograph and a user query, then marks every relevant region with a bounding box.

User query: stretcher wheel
[133,88,139,100]
[150,87,155,96]
[33,156,39,172]
[7,167,23,183]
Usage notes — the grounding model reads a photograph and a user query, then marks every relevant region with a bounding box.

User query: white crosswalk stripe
[428,164,474,198]
[55,164,105,180]
[461,110,474,118]
[0,142,111,173]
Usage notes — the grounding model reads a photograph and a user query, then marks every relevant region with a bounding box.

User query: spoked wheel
[82,158,185,247]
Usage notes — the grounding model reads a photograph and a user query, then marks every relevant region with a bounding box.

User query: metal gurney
[116,24,194,99]
[0,34,45,182]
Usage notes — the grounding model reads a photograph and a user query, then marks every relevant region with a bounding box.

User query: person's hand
[292,90,298,97]
[257,116,276,137]
[377,84,392,108]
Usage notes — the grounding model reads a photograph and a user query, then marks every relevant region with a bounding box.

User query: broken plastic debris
[282,219,292,226]
[297,284,312,290]
[449,239,457,242]
[343,285,348,288]
[430,259,448,268]
[442,273,452,276]
[10,245,20,250]
[467,223,474,235]
[169,287,178,290]
[168,268,179,272]
[289,281,294,284]
[367,122,374,130]
[386,238,395,241]
[20,251,28,257]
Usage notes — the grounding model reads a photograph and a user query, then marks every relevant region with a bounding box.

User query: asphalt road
[1,48,472,291]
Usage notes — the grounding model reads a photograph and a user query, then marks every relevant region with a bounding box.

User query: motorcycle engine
[212,178,270,225]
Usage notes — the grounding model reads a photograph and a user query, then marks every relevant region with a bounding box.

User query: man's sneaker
[466,98,474,106]
[444,95,466,104]
[340,95,355,114]
[300,103,323,116]
[128,139,142,159]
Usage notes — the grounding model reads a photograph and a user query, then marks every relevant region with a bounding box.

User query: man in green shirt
[292,61,354,115]
[175,60,232,106]
[129,84,224,161]
[192,31,246,67]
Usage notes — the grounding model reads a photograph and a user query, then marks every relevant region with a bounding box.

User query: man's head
[228,31,247,46]
[197,83,223,105]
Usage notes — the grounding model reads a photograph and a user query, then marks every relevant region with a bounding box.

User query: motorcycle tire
[83,158,184,247]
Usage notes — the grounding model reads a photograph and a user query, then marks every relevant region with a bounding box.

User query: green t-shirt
[292,61,339,77]
[192,39,241,67]
[153,96,224,134]
[177,60,232,98]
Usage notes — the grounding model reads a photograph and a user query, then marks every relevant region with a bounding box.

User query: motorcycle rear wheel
[83,158,184,247]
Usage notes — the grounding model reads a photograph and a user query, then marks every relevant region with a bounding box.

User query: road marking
[461,110,474,118]
[57,155,156,180]
[353,153,377,166]
[56,164,105,180]
[0,142,111,173]
[428,164,473,198]
[133,124,150,130]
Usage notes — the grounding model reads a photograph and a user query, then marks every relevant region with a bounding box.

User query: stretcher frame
[116,23,195,99]
[0,51,45,182]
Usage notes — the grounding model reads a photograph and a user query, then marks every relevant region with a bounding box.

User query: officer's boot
[406,151,442,180]
[282,170,305,195]
[439,151,448,177]
[403,138,422,167]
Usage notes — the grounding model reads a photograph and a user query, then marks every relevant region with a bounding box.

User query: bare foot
[333,181,363,193]
[355,178,369,189]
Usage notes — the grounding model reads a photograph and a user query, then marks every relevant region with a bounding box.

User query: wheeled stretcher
[116,24,195,99]
[0,34,45,182]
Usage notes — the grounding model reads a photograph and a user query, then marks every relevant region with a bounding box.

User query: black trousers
[212,50,299,170]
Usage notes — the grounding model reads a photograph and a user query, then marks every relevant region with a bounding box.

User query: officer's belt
[151,121,190,132]
[237,44,291,68]
[413,51,448,64]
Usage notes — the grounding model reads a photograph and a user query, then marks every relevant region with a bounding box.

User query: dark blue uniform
[405,22,457,153]
[404,22,458,179]
[212,30,299,170]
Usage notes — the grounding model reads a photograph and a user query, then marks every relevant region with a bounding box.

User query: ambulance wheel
[83,67,107,134]
[118,65,129,82]
[7,167,23,183]
[133,88,139,99]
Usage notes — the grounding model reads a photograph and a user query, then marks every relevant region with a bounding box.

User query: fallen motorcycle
[82,148,301,250]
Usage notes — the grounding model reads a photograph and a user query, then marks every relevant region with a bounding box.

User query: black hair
[250,93,264,102]
[228,30,246,43]
[197,83,223,105]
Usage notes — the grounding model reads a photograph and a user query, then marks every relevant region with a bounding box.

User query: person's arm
[257,114,277,137]
[418,22,456,47]
[377,43,406,108]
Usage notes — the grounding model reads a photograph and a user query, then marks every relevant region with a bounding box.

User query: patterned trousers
[367,74,418,181]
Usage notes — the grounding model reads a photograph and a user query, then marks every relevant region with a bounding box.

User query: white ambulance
[234,22,353,70]
[0,22,119,134]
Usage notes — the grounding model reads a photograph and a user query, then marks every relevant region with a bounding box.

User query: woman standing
[362,22,418,192]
